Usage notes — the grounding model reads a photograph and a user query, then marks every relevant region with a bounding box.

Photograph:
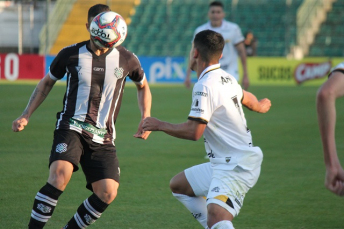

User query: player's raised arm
[134,77,152,140]
[12,74,56,132]
[241,90,271,113]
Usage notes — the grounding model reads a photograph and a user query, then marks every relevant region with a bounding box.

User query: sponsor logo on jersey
[211,187,220,192]
[84,214,95,224]
[56,143,68,153]
[191,107,204,114]
[37,203,52,213]
[75,66,82,72]
[93,67,104,72]
[194,91,208,97]
[114,67,124,79]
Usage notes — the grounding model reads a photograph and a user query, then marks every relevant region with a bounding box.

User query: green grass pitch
[1,82,344,228]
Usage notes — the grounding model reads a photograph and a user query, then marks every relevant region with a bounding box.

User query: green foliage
[1,83,344,228]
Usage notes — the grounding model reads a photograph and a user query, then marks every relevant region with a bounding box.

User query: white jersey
[193,20,244,81]
[188,64,262,171]
[330,62,344,76]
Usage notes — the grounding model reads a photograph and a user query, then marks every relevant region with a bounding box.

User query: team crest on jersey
[225,157,231,163]
[114,67,124,79]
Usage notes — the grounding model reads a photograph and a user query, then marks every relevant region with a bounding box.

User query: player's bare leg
[207,203,234,229]
[62,179,119,228]
[28,160,73,229]
[170,172,208,228]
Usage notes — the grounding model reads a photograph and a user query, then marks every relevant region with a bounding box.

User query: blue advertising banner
[45,55,197,83]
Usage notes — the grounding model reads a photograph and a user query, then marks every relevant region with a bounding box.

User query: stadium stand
[124,0,304,57]
[50,0,136,55]
[308,0,344,57]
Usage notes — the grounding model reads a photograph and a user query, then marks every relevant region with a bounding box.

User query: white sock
[172,192,208,228]
[210,220,234,229]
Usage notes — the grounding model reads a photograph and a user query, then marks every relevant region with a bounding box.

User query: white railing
[39,0,76,55]
[295,0,335,57]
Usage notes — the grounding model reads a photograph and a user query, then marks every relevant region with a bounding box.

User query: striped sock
[28,183,63,229]
[63,193,109,229]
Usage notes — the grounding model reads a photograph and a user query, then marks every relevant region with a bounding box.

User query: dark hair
[209,1,224,9]
[193,30,224,63]
[87,4,111,24]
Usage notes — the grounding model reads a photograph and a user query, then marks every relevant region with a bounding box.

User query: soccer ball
[90,11,127,48]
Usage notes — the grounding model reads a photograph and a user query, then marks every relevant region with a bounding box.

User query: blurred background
[0,0,343,84]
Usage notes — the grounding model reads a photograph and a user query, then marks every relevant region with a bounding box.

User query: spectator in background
[184,1,250,90]
[317,62,344,196]
[244,31,257,56]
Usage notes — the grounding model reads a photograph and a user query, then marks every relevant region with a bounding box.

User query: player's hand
[142,117,161,132]
[257,98,271,113]
[325,165,344,196]
[133,118,151,140]
[242,73,249,90]
[12,116,29,132]
[184,76,191,89]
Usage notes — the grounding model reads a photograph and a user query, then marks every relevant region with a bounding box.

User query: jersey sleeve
[49,48,69,81]
[329,62,344,77]
[127,53,145,85]
[233,25,245,45]
[188,83,212,124]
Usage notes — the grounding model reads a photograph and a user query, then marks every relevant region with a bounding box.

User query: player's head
[190,30,224,70]
[208,1,225,26]
[87,4,111,28]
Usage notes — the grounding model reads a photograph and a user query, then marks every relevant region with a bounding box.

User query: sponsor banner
[1,54,343,86]
[138,57,187,83]
[0,53,44,81]
[238,57,343,86]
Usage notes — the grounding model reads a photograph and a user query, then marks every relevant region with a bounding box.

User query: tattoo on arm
[22,88,48,116]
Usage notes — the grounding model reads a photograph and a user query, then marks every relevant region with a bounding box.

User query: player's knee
[95,188,117,204]
[47,173,69,190]
[170,172,194,196]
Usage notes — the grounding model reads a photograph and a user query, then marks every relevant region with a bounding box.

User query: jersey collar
[199,64,221,80]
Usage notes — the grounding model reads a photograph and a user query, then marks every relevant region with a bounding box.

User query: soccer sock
[28,182,63,229]
[210,220,235,229]
[172,192,208,228]
[63,193,109,229]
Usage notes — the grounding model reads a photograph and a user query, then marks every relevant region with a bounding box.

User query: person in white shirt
[317,62,344,196]
[143,30,271,229]
[184,1,249,90]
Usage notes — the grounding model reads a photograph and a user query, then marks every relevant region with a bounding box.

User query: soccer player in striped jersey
[143,30,271,229]
[317,62,344,196]
[12,4,152,229]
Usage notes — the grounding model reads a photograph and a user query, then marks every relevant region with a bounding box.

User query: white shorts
[184,162,261,217]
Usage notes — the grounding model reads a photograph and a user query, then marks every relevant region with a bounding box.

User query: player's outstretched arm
[12,74,56,132]
[134,78,152,140]
[142,118,206,141]
[317,72,344,196]
[242,90,271,113]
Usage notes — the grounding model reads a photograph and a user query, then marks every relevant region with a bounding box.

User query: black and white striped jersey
[49,40,145,145]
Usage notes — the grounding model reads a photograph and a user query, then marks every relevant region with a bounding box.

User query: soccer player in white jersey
[143,30,271,229]
[185,1,249,90]
[12,4,152,229]
[317,62,344,196]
